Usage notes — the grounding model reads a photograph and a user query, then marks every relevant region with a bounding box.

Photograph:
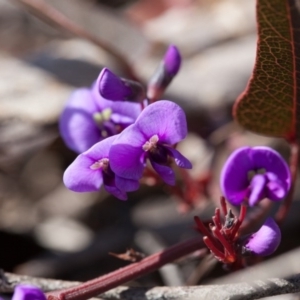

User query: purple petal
[104,184,127,201]
[85,135,117,160]
[166,146,192,169]
[251,146,291,193]
[135,100,187,144]
[63,154,103,192]
[13,285,46,300]
[109,100,142,123]
[115,176,140,192]
[244,217,281,256]
[110,112,136,125]
[220,147,254,206]
[164,45,181,76]
[248,174,266,206]
[151,160,175,185]
[265,172,286,200]
[96,68,131,101]
[109,124,146,180]
[59,88,101,153]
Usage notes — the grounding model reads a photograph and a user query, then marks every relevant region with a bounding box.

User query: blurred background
[0,0,299,293]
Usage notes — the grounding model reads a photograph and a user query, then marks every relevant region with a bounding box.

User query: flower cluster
[61,45,190,200]
[194,146,291,264]
[59,68,143,154]
[63,101,192,200]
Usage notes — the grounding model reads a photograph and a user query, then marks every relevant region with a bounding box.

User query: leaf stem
[46,236,204,300]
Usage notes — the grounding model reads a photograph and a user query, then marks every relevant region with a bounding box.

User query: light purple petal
[13,285,46,300]
[110,112,136,125]
[115,176,140,192]
[63,154,103,192]
[248,174,266,206]
[96,68,131,101]
[109,124,146,180]
[59,88,101,153]
[109,100,142,122]
[85,135,117,160]
[135,100,187,144]
[251,146,291,193]
[265,172,286,201]
[151,160,175,185]
[220,147,254,206]
[104,184,127,201]
[164,45,181,76]
[166,146,192,169]
[245,217,281,256]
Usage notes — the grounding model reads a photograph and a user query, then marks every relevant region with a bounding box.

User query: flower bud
[243,217,281,256]
[97,68,145,102]
[147,45,181,101]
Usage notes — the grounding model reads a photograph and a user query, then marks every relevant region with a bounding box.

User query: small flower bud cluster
[195,197,281,265]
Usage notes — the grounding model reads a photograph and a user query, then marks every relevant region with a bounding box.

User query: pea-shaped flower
[63,135,139,200]
[220,146,291,206]
[242,217,281,256]
[109,100,192,187]
[59,68,142,153]
[12,285,46,300]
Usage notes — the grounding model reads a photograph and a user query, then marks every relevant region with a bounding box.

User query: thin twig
[46,237,204,300]
[13,0,139,80]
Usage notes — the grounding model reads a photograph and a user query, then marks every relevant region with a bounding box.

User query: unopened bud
[242,217,281,256]
[96,68,145,102]
[147,45,181,101]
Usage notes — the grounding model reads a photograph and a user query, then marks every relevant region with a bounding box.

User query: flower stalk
[46,236,204,300]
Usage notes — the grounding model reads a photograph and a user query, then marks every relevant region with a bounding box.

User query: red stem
[203,236,225,261]
[46,236,204,300]
[231,205,247,239]
[213,208,222,230]
[212,227,235,258]
[275,142,299,224]
[220,196,228,216]
[194,217,219,249]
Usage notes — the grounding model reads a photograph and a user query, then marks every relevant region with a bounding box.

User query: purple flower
[243,217,281,256]
[109,100,192,186]
[147,45,181,100]
[59,70,142,153]
[96,68,145,102]
[220,146,291,206]
[12,285,46,300]
[63,135,139,200]
[164,45,181,76]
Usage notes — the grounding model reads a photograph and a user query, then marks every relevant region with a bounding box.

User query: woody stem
[46,236,204,300]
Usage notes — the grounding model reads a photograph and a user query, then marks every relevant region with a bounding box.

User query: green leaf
[233,0,300,141]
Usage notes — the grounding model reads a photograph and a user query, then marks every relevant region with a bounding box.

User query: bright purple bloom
[220,146,291,206]
[96,68,145,102]
[147,45,181,100]
[63,135,139,200]
[109,100,192,186]
[243,217,281,256]
[59,71,142,153]
[12,285,46,300]
[164,45,181,76]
